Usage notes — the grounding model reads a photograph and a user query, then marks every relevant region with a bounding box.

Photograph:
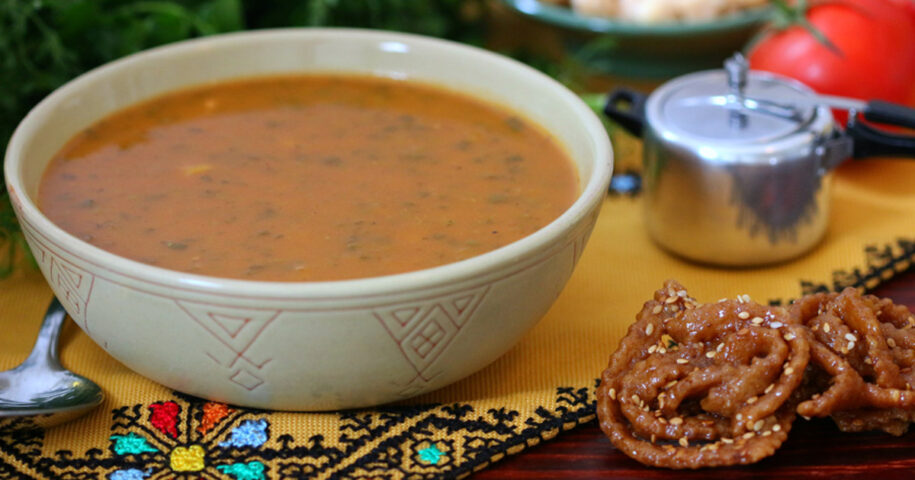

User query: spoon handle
[22,297,67,370]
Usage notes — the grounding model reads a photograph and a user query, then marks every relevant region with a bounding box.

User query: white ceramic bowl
[5,29,613,410]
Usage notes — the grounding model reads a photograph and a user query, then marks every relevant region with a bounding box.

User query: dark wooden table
[477,267,915,479]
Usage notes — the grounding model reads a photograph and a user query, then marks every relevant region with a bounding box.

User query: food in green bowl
[503,0,771,79]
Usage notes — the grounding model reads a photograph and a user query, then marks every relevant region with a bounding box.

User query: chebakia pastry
[596,280,809,468]
[598,281,915,468]
[790,289,915,435]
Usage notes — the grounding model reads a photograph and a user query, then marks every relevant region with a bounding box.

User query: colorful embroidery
[108,468,151,480]
[149,400,180,438]
[417,442,448,465]
[199,401,233,434]
[217,461,266,480]
[218,419,268,448]
[110,432,158,455]
[0,388,595,479]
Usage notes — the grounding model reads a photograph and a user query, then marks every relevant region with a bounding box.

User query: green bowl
[503,0,771,79]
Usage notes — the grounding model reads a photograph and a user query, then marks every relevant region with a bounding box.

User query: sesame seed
[676,358,689,364]
[718,298,728,303]
[738,311,750,319]
[665,380,678,388]
[670,305,680,312]
[670,417,684,425]
[747,396,758,404]
[717,343,725,352]
[677,290,688,297]
[743,432,755,439]
[737,328,749,335]
[721,438,734,444]
[736,413,743,421]
[658,347,667,354]
[751,317,764,325]
[679,437,689,447]
[706,351,717,358]
[645,323,655,336]
[891,390,902,401]
[608,388,617,400]
[762,431,772,437]
[631,394,640,404]
[784,366,795,375]
[848,341,856,351]
[665,296,678,304]
[823,323,831,333]
[864,357,873,365]
[888,338,897,348]
[652,305,663,314]
[772,424,781,432]
[845,333,858,342]
[765,384,775,394]
[651,434,656,443]
[770,321,783,328]
[658,417,668,424]
[648,345,658,354]
[753,420,764,431]
[783,332,796,341]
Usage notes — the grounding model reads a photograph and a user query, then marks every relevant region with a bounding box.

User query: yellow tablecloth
[1,155,914,479]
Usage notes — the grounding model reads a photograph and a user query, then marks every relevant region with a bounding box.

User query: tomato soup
[38,75,579,281]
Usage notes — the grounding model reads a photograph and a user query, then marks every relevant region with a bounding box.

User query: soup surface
[39,74,578,281]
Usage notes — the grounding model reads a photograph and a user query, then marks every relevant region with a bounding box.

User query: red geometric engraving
[392,307,422,327]
[176,301,278,390]
[209,313,251,339]
[22,228,94,331]
[375,285,489,382]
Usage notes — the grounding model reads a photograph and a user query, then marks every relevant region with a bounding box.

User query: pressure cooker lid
[648,56,824,146]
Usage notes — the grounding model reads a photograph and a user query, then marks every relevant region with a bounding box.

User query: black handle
[863,100,915,130]
[848,114,915,159]
[603,88,648,137]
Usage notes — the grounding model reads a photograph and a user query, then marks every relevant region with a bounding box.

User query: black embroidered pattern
[0,386,596,480]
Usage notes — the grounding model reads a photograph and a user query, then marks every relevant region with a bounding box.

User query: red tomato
[747,0,915,124]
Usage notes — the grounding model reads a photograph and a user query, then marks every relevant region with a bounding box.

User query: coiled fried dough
[596,280,809,468]
[790,288,915,435]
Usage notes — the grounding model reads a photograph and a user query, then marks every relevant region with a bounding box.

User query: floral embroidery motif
[0,387,597,479]
[106,399,273,479]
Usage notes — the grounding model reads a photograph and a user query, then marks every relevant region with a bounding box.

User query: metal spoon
[0,297,103,430]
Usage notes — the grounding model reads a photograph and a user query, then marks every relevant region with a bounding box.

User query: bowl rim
[502,0,772,35]
[5,27,613,299]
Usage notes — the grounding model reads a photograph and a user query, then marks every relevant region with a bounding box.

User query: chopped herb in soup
[39,75,579,281]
